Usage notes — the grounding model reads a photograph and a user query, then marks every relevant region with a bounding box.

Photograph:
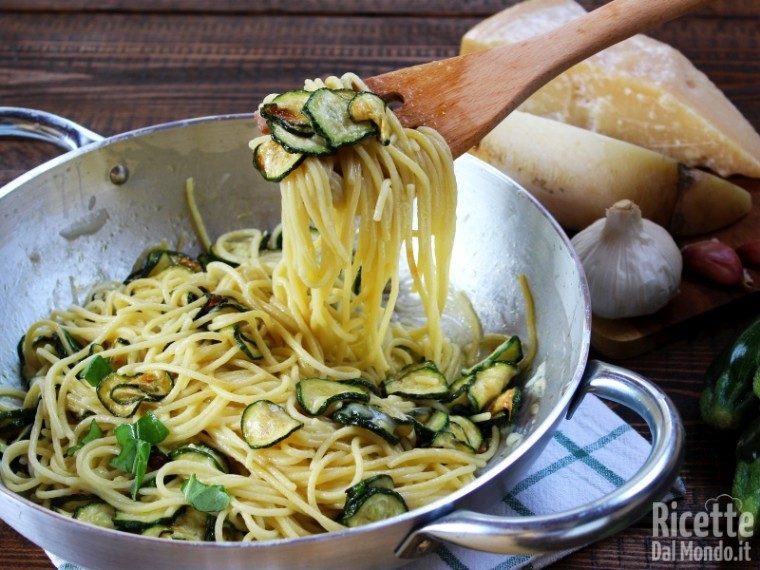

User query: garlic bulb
[571,199,682,319]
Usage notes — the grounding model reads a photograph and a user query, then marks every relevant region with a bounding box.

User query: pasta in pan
[0,73,528,540]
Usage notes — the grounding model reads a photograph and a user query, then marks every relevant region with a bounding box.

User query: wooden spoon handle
[366,0,713,157]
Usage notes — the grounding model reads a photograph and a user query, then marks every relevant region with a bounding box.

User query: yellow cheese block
[471,110,752,237]
[461,0,760,178]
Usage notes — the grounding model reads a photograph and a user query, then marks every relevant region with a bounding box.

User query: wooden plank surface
[1,0,758,16]
[1,1,760,569]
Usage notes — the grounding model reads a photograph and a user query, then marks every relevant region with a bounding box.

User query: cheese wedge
[461,0,760,178]
[471,111,752,236]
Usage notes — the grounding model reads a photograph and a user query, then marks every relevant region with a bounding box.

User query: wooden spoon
[364,0,712,158]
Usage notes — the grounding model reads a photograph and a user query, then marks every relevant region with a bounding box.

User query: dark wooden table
[1,1,759,568]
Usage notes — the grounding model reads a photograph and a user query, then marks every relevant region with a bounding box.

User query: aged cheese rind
[461,0,760,178]
[471,111,751,236]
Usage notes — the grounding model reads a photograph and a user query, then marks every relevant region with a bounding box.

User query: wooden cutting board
[591,178,760,359]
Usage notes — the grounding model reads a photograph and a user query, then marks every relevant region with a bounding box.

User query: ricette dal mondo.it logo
[651,495,752,562]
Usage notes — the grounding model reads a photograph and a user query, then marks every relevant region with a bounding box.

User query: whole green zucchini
[732,457,760,540]
[700,317,760,430]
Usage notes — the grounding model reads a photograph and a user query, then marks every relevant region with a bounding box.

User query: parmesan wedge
[471,111,751,236]
[461,0,760,178]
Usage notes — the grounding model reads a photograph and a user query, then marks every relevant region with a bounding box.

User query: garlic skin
[571,199,682,319]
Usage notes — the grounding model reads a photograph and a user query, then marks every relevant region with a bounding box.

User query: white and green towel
[48,393,682,570]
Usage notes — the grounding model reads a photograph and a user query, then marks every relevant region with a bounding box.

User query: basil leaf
[110,429,139,472]
[130,439,152,498]
[134,411,169,444]
[81,355,113,387]
[110,412,169,499]
[66,419,104,456]
[181,474,230,513]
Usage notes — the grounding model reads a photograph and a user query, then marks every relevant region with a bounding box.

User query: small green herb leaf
[181,474,231,513]
[81,355,113,387]
[110,412,168,499]
[66,419,103,456]
[133,411,170,443]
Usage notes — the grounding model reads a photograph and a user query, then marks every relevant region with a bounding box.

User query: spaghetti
[0,74,524,541]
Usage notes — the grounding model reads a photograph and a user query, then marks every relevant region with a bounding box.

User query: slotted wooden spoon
[364,0,712,158]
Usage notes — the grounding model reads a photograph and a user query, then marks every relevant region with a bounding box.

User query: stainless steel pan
[0,108,683,569]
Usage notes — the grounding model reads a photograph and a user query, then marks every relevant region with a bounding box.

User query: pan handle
[396,359,684,557]
[0,107,103,151]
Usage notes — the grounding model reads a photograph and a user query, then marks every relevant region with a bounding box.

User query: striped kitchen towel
[405,392,685,570]
[48,393,683,570]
